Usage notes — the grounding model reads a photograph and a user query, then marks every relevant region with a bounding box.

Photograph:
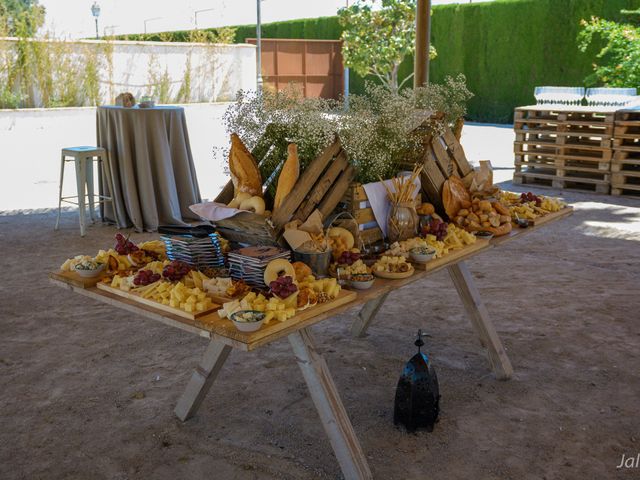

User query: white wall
[0,38,256,105]
[0,103,232,212]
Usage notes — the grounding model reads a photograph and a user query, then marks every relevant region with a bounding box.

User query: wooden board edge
[529,206,574,226]
[96,282,220,321]
[49,270,108,289]
[203,289,359,351]
[411,239,491,271]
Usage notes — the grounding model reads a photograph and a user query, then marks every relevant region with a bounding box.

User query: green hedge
[429,0,640,122]
[120,0,640,123]
[233,16,342,43]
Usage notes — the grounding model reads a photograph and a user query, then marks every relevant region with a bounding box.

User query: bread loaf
[273,143,300,210]
[229,134,262,197]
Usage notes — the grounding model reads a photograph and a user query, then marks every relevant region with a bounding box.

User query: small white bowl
[74,263,105,278]
[230,310,265,332]
[475,231,494,241]
[409,248,436,263]
[349,276,375,290]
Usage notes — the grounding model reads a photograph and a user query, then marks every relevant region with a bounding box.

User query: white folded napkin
[361,174,420,238]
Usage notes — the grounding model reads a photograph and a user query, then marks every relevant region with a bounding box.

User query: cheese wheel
[327,227,354,249]
[239,196,266,215]
[264,259,296,285]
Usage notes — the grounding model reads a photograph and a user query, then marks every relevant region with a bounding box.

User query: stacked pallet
[612,110,640,198]
[513,106,614,194]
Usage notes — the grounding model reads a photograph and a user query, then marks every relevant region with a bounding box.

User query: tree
[338,0,436,93]
[0,0,45,36]
[578,9,640,89]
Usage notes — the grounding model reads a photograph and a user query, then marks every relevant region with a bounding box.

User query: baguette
[229,133,262,197]
[273,143,300,210]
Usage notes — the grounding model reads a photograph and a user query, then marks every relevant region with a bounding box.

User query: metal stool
[55,146,115,237]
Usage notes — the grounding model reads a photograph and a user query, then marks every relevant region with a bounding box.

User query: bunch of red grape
[421,219,448,241]
[521,192,541,206]
[114,233,139,255]
[133,269,161,286]
[162,260,191,281]
[270,275,298,299]
[337,251,360,266]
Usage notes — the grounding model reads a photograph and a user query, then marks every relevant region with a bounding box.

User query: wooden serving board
[49,270,109,289]
[528,206,574,226]
[373,268,415,280]
[411,239,491,272]
[96,282,220,321]
[206,293,236,305]
[197,289,358,349]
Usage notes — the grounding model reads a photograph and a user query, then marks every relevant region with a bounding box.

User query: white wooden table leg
[447,261,514,380]
[350,292,389,338]
[174,340,232,422]
[288,328,372,480]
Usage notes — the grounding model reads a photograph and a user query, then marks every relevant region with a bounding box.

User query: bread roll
[273,143,300,210]
[229,133,262,197]
[239,196,266,215]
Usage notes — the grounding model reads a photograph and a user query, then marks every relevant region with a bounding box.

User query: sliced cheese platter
[96,281,220,321]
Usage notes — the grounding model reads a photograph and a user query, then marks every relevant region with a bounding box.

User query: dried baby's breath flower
[221,75,473,186]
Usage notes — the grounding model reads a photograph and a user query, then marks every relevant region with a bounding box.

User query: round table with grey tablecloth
[97,105,202,231]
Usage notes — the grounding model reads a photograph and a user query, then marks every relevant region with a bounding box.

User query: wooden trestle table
[50,208,572,480]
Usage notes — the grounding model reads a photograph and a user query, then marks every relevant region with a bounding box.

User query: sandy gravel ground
[1,184,639,480]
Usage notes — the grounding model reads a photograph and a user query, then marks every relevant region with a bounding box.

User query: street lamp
[256,0,265,92]
[144,17,162,35]
[91,1,101,40]
[194,8,216,29]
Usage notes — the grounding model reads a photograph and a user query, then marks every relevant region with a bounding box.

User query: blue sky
[40,0,493,39]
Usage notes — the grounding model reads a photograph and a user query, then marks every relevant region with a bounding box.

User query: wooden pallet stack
[612,110,640,198]
[513,107,614,194]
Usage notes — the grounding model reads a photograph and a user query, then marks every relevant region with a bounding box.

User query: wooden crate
[340,183,422,246]
[513,106,614,194]
[399,124,473,215]
[214,136,354,246]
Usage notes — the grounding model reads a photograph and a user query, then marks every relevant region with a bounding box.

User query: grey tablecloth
[97,105,202,231]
